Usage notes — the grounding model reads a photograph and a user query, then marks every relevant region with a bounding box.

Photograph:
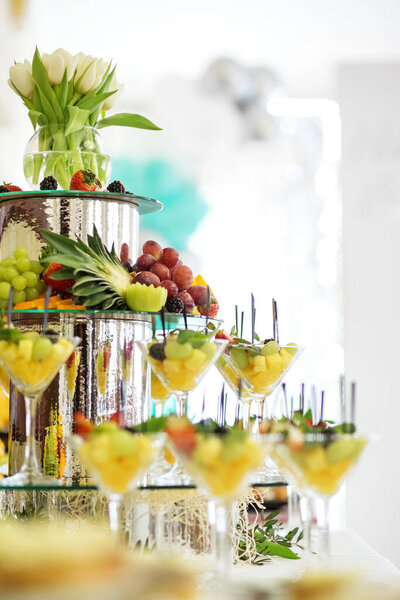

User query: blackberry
[149,342,166,361]
[40,176,58,190]
[263,337,274,344]
[107,180,126,194]
[165,297,184,313]
[0,185,9,193]
[44,328,59,344]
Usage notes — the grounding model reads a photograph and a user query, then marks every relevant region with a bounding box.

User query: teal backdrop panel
[112,158,208,250]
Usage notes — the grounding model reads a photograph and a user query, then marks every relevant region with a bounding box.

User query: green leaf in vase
[96,112,162,130]
[77,91,116,114]
[28,110,44,129]
[64,106,90,136]
[57,69,69,111]
[32,47,64,123]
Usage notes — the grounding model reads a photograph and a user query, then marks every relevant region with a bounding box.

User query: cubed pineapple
[280,349,292,370]
[253,354,267,373]
[1,343,18,364]
[163,358,182,375]
[17,339,33,362]
[183,349,207,372]
[265,354,283,372]
[305,447,328,471]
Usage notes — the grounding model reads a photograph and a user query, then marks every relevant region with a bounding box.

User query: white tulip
[42,49,79,85]
[75,54,108,94]
[103,73,123,111]
[9,60,34,98]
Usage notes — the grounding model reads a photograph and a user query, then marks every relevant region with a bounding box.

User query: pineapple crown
[40,226,132,310]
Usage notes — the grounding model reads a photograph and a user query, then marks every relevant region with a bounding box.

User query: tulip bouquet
[9,48,161,190]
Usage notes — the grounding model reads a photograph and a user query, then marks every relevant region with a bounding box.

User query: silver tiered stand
[0,190,284,551]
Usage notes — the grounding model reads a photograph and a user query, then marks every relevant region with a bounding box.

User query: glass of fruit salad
[226,340,303,433]
[71,415,164,540]
[0,325,80,486]
[138,329,228,417]
[263,426,368,559]
[166,417,265,583]
[216,353,252,430]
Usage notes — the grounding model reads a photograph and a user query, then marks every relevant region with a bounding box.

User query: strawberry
[73,412,93,439]
[3,182,22,192]
[65,350,76,369]
[42,262,76,293]
[216,330,235,343]
[69,169,101,191]
[165,416,196,456]
[109,410,125,427]
[197,294,219,318]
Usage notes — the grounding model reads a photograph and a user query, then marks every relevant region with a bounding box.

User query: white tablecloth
[230,529,399,583]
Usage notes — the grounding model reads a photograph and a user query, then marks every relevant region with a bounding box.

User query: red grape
[143,240,162,260]
[187,285,208,306]
[160,280,178,298]
[159,247,179,269]
[172,265,193,291]
[136,254,157,271]
[150,262,170,280]
[177,292,195,313]
[133,271,160,286]
[120,242,129,263]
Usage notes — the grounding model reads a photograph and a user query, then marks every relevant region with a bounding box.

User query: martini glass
[216,353,252,431]
[167,422,265,584]
[138,332,228,417]
[0,330,80,486]
[71,422,164,541]
[264,431,368,558]
[226,341,303,434]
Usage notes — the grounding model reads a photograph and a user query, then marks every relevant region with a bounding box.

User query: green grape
[1,257,15,268]
[12,275,27,291]
[0,266,5,280]
[13,290,27,304]
[13,247,28,260]
[3,267,19,282]
[22,271,38,287]
[0,281,11,300]
[16,257,32,273]
[37,280,46,294]
[30,260,44,275]
[25,286,40,301]
[0,299,8,309]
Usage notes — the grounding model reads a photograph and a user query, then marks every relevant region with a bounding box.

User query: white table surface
[229,529,399,583]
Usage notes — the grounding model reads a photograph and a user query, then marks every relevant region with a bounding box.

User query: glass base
[1,469,61,487]
[252,459,284,484]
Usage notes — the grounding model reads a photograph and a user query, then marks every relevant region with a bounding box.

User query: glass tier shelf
[11,309,222,330]
[0,480,286,492]
[0,190,163,215]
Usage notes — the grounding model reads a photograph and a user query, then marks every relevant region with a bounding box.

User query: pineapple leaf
[74,282,111,295]
[41,230,80,255]
[41,254,90,270]
[81,292,115,307]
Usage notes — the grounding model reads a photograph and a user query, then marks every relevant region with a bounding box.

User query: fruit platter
[0,45,386,599]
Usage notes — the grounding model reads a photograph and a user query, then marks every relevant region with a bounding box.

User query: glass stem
[299,495,313,555]
[21,394,40,478]
[209,499,232,583]
[176,393,188,417]
[108,494,124,543]
[154,401,164,419]
[318,496,331,561]
[241,401,251,432]
[256,399,265,439]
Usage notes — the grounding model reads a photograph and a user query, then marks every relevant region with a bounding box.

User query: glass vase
[23,125,112,190]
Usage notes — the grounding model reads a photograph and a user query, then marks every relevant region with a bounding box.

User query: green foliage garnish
[129,416,166,433]
[238,510,303,565]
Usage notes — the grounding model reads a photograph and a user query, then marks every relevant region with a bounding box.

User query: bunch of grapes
[0,247,46,308]
[128,240,214,314]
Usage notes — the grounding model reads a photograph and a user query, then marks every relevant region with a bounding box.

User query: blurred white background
[0,0,399,567]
